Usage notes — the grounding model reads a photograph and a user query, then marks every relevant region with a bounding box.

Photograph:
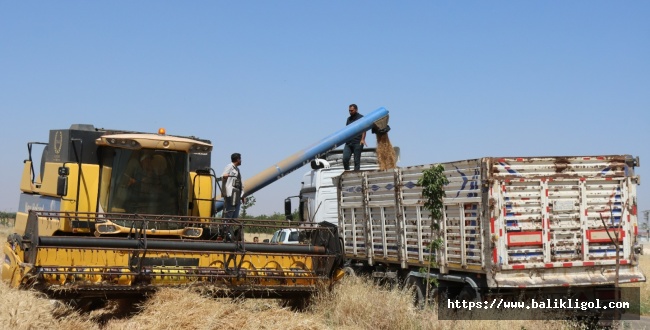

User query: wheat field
[0,225,647,330]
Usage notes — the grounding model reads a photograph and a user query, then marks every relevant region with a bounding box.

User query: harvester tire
[280,295,311,312]
[66,298,108,313]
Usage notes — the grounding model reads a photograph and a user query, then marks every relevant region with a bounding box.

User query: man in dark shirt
[343,103,366,171]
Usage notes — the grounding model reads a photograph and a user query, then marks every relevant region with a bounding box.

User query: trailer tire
[406,276,426,309]
[458,286,478,302]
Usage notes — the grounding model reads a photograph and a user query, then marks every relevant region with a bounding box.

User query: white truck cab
[286,148,399,225]
[269,228,301,244]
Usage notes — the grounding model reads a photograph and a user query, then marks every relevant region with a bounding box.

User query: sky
[1,2,648,219]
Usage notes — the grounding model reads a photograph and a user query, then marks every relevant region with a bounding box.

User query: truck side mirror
[57,166,69,197]
[284,198,293,221]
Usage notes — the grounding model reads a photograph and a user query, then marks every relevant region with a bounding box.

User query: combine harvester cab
[1,124,345,303]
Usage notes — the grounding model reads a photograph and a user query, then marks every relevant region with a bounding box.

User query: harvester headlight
[182,227,203,238]
[95,224,120,235]
[117,139,141,149]
[102,137,141,148]
[190,144,212,153]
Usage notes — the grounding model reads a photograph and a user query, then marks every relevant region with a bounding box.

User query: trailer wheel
[458,286,478,302]
[405,276,426,309]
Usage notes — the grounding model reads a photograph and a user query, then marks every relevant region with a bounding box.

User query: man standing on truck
[343,103,366,171]
[221,152,246,219]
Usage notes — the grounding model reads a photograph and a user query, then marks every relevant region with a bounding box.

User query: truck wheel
[457,286,478,302]
[343,266,356,277]
[406,276,426,309]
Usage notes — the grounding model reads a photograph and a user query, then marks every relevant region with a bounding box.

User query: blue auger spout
[215,106,390,212]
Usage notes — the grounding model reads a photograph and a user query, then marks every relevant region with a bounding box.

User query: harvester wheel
[280,295,311,311]
[66,298,108,313]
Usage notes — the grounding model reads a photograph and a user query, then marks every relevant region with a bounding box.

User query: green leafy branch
[416,164,449,305]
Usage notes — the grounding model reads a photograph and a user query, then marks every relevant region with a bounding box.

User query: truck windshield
[270,230,281,243]
[269,230,299,244]
[104,149,188,217]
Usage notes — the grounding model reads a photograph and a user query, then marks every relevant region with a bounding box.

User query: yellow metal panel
[35,248,314,270]
[14,212,28,236]
[38,216,61,236]
[2,243,26,288]
[99,165,113,211]
[20,161,36,193]
[190,172,214,217]
[34,247,319,288]
[17,213,63,236]
[41,163,100,213]
[71,164,100,213]
[14,213,76,238]
[40,162,64,197]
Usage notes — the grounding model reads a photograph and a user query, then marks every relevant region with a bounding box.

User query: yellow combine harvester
[2,124,345,303]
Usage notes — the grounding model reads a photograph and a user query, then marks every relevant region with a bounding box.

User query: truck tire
[405,276,426,309]
[457,286,478,302]
[343,266,356,277]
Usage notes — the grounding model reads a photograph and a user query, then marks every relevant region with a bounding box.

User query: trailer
[337,155,645,302]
